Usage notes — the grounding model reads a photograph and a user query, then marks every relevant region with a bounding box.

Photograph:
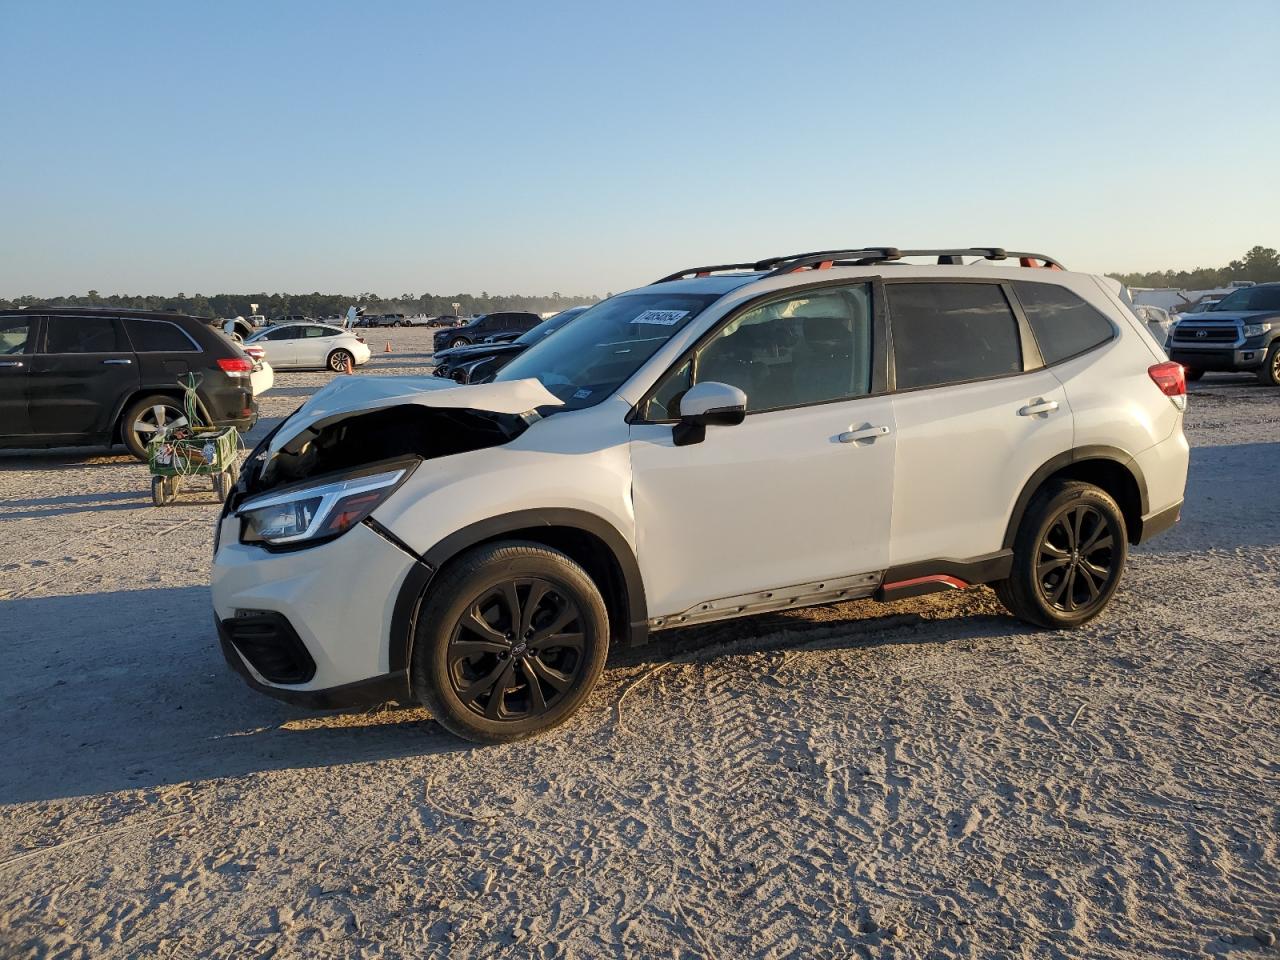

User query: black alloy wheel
[412,541,610,743]
[1036,503,1119,614]
[994,480,1129,629]
[447,578,585,721]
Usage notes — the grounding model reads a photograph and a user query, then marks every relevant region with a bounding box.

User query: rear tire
[121,394,187,461]
[1256,344,1280,386]
[213,469,233,501]
[328,349,353,372]
[1184,367,1204,382]
[994,480,1128,629]
[412,541,610,743]
[151,476,166,507]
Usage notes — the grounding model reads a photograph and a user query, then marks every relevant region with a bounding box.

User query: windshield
[515,307,586,346]
[1211,287,1280,312]
[496,292,721,410]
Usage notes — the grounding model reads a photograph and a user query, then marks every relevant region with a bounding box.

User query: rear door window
[887,283,1022,390]
[43,316,125,353]
[122,318,199,352]
[1013,281,1115,364]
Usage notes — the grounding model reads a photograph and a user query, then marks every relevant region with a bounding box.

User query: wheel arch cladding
[389,509,648,675]
[1004,447,1148,549]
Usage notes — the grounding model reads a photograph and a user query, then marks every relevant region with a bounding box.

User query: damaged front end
[223,377,562,547]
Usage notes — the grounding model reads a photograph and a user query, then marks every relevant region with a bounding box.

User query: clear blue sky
[2,0,1277,297]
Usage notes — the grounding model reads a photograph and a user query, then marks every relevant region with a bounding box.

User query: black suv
[432,311,541,351]
[0,308,260,459]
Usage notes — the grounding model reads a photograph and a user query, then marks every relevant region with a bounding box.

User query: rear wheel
[328,349,353,372]
[122,394,187,460]
[1184,367,1204,382]
[1256,344,1280,386]
[412,541,610,743]
[994,480,1128,629]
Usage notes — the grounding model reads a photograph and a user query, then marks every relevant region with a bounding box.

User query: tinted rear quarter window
[887,283,1022,390]
[1013,281,1114,364]
[44,316,124,353]
[122,318,198,352]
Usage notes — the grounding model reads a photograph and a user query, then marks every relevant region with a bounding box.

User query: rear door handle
[1018,399,1059,416]
[838,424,891,444]
[0,360,23,368]
[101,358,133,365]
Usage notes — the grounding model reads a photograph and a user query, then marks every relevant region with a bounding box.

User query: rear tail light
[1148,361,1187,411]
[218,357,254,378]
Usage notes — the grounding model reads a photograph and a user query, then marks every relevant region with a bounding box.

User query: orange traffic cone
[344,356,353,375]
[384,341,392,353]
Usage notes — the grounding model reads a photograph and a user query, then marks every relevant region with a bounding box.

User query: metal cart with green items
[147,374,242,506]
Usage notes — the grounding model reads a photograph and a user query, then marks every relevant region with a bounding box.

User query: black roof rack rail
[655,247,1065,285]
[757,247,1063,279]
[654,263,761,284]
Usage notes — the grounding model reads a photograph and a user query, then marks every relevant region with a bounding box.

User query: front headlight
[1243,322,1273,338]
[237,462,414,548]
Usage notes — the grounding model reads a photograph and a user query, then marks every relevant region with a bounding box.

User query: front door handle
[0,360,23,368]
[838,424,891,444]
[1018,399,1060,417]
[101,358,133,365]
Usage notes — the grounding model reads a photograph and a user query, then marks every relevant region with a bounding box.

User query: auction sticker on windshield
[633,309,689,326]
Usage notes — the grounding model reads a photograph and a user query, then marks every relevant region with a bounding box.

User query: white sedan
[244,323,372,372]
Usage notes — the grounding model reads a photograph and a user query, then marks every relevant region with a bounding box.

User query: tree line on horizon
[2,245,1275,315]
[1108,244,1279,290]
[0,290,604,320]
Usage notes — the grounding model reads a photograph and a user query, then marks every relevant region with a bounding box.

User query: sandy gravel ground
[1,328,1278,959]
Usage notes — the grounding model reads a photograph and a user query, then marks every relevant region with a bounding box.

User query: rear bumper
[203,383,259,431]
[1136,499,1182,544]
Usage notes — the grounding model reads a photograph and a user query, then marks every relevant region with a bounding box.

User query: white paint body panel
[212,520,415,688]
[630,396,896,618]
[888,368,1072,565]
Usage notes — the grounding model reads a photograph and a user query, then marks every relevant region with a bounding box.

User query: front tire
[1256,344,1280,387]
[412,541,610,743]
[994,480,1128,629]
[448,337,470,349]
[122,394,187,460]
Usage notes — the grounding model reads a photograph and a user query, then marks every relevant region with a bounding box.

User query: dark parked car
[0,308,260,460]
[432,306,590,382]
[1167,282,1280,384]
[432,311,542,351]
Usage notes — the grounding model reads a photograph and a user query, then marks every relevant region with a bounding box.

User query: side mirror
[672,381,747,446]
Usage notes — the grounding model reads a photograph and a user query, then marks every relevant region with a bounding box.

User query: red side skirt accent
[881,574,969,592]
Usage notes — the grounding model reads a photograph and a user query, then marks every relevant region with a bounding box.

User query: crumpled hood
[267,376,563,454]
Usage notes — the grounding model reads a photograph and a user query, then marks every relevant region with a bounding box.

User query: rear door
[0,314,35,439]
[29,315,140,440]
[885,280,1072,566]
[120,316,205,390]
[295,325,336,367]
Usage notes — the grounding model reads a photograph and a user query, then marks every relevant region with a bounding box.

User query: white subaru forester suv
[212,247,1189,742]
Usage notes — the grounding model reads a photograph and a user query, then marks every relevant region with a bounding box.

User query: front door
[0,314,34,439]
[28,315,140,440]
[629,281,896,620]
